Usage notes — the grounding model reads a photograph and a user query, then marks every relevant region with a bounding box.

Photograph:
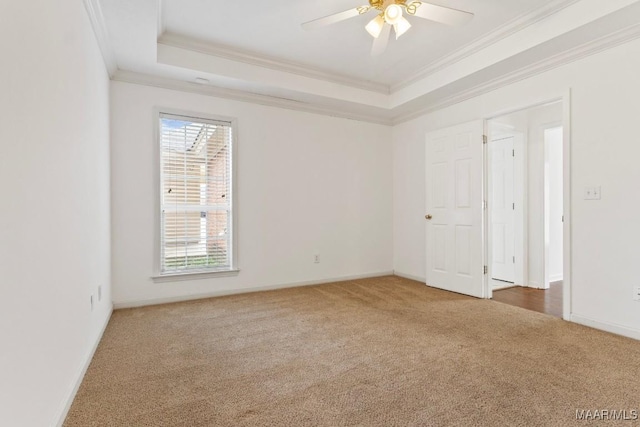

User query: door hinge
[512,149,515,157]
[512,202,515,210]
[484,265,488,275]
[483,200,487,210]
[483,135,488,144]
[513,256,515,264]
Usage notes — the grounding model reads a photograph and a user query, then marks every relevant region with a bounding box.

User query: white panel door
[490,137,515,283]
[425,121,484,298]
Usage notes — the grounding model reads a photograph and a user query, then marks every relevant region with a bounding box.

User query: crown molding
[391,0,582,92]
[158,32,390,95]
[114,20,640,128]
[83,0,118,77]
[392,22,640,124]
[112,70,393,126]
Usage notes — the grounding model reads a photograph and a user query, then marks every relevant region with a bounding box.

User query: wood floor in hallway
[492,281,563,318]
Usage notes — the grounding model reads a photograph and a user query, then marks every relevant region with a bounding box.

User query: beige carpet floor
[65,276,640,426]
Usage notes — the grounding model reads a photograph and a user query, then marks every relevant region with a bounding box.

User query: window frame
[152,108,239,282]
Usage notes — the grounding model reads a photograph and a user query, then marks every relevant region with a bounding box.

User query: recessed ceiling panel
[162,0,557,86]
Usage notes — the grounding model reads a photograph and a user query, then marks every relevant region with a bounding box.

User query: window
[158,112,236,276]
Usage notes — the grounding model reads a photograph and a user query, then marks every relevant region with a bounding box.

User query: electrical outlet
[634,286,640,301]
[98,285,102,302]
[314,254,320,264]
[90,295,94,311]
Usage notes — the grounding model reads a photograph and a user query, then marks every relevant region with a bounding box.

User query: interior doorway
[485,101,565,317]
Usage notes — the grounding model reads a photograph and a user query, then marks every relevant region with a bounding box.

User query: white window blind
[159,113,234,274]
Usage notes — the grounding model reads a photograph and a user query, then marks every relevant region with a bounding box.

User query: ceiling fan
[302,0,474,56]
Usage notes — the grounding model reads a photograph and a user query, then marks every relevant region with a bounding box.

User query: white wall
[393,37,640,335]
[110,82,393,306]
[0,1,112,426]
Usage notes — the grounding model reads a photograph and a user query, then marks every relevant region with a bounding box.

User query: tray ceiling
[95,0,640,124]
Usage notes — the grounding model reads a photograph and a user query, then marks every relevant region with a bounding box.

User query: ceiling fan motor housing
[369,0,416,12]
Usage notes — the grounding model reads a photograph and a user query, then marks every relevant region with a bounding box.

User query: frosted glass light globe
[384,4,403,25]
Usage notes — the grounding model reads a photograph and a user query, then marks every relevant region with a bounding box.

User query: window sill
[152,269,240,283]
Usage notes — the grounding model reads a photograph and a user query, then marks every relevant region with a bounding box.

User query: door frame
[482,90,572,321]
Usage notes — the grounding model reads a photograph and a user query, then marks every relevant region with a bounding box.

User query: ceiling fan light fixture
[365,15,385,38]
[384,4,403,25]
[393,16,412,39]
[300,1,474,56]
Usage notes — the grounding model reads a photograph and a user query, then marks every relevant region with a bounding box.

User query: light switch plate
[584,186,601,200]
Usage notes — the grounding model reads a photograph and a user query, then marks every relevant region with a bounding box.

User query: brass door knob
[425,214,433,220]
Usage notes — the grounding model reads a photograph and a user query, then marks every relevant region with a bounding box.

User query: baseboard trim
[114,271,395,309]
[55,304,113,427]
[549,274,564,283]
[393,271,426,283]
[571,314,640,341]
[527,281,544,289]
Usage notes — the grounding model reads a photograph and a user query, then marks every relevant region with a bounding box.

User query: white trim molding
[158,32,390,95]
[549,274,564,283]
[83,0,118,77]
[97,0,640,126]
[393,271,427,283]
[114,271,395,309]
[157,0,166,37]
[152,269,240,283]
[55,305,113,427]
[392,0,582,92]
[392,22,640,124]
[112,70,393,125]
[572,314,640,341]
[113,18,640,128]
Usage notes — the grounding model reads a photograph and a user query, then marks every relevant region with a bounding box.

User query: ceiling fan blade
[371,23,391,56]
[301,7,365,31]
[409,2,474,26]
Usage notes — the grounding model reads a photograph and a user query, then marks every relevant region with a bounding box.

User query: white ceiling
[96,0,640,123]
[162,0,553,86]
